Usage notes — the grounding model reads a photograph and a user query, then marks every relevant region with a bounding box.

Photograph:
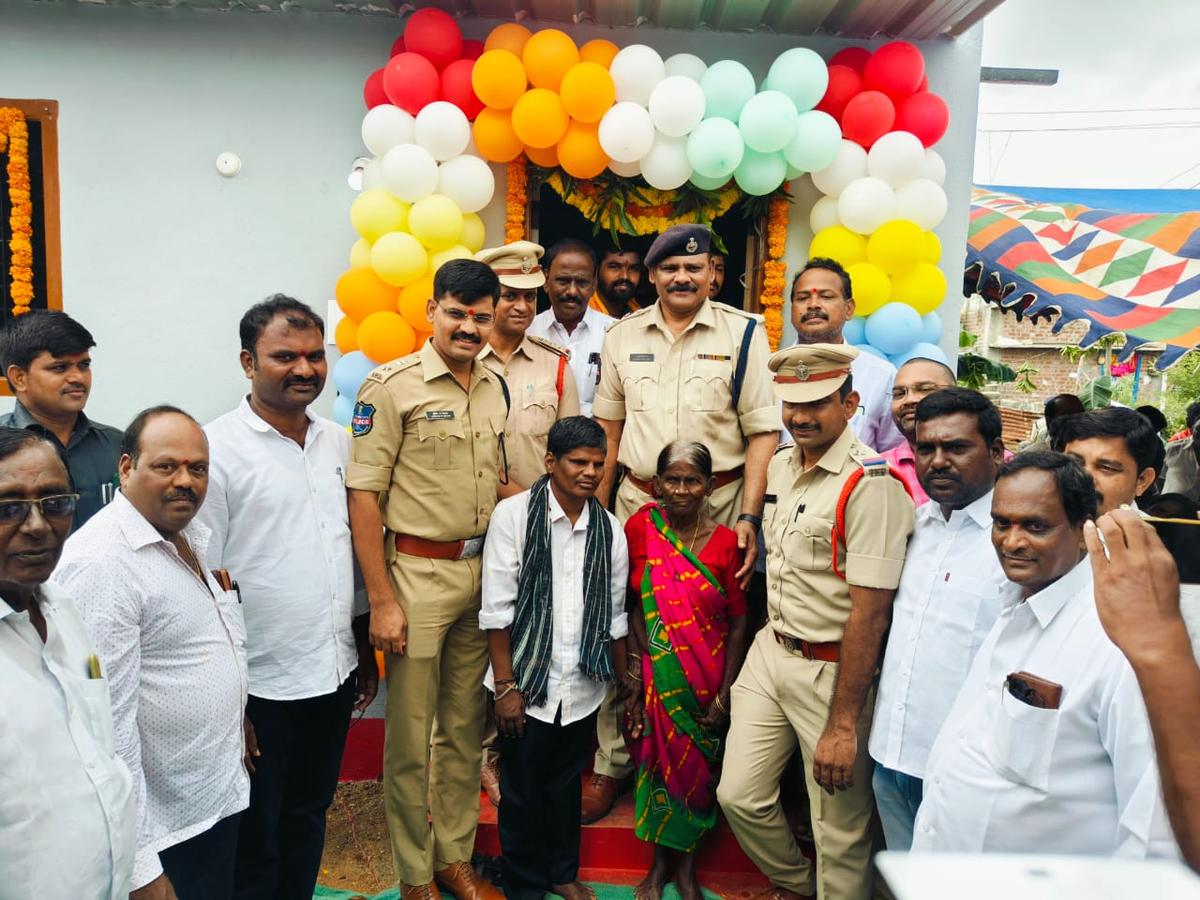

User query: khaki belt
[394,533,486,561]
[774,630,841,663]
[626,465,745,496]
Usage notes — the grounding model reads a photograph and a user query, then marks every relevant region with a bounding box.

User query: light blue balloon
[854,343,890,361]
[785,163,805,181]
[333,350,377,398]
[332,392,355,427]
[764,47,830,112]
[843,316,866,345]
[739,90,799,154]
[864,302,923,356]
[700,60,756,121]
[687,118,745,179]
[689,171,731,190]
[920,312,943,345]
[784,110,842,173]
[733,148,787,196]
[890,342,951,368]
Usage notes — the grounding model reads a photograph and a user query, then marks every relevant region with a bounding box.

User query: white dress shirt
[912,559,1176,858]
[53,492,250,889]
[528,307,615,417]
[199,397,363,701]
[480,487,629,725]
[850,347,905,453]
[0,584,136,900]
[871,491,1022,778]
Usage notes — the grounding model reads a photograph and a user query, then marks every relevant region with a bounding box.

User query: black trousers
[233,673,357,900]
[160,812,242,900]
[497,708,597,900]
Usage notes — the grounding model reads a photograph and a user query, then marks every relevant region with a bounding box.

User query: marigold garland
[760,195,790,350]
[0,108,33,317]
[505,156,528,243]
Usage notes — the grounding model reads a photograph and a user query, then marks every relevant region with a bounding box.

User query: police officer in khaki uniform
[717,343,914,900]
[347,259,507,900]
[585,224,779,821]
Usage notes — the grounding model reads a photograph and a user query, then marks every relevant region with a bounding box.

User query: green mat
[314,884,722,900]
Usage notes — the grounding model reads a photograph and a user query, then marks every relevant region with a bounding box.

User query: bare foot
[551,882,597,900]
[675,851,703,900]
[634,848,671,900]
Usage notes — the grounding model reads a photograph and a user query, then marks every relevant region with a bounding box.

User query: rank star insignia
[685,236,699,253]
[521,255,534,274]
[794,363,810,381]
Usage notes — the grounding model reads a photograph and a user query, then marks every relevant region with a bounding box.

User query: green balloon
[739,90,799,154]
[687,118,745,180]
[700,60,756,121]
[784,110,842,172]
[733,148,787,196]
[690,171,731,190]
[764,47,829,112]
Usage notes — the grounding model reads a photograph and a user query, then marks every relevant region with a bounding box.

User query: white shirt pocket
[75,677,117,756]
[987,685,1060,792]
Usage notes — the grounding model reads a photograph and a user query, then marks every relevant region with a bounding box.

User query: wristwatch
[737,513,763,529]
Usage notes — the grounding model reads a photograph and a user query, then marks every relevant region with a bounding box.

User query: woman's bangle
[626,669,643,682]
[713,693,728,715]
[495,684,520,702]
[495,678,517,686]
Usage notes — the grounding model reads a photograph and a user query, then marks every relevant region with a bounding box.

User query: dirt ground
[320,780,395,896]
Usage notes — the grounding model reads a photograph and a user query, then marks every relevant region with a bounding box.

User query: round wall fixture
[216,152,242,177]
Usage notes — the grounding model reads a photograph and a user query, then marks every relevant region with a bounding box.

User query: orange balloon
[560,62,616,123]
[471,49,527,110]
[522,29,579,91]
[579,39,619,68]
[472,107,525,163]
[485,22,532,56]
[512,88,568,149]
[524,144,559,168]
[334,316,359,354]
[557,120,608,179]
[357,311,416,364]
[412,329,433,349]
[335,268,398,321]
[398,276,435,330]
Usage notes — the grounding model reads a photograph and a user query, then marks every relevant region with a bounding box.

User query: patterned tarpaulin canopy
[965,185,1200,369]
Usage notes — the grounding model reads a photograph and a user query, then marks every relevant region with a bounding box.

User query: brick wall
[999,406,1040,448]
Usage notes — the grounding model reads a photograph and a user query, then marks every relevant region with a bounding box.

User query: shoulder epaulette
[364,353,420,384]
[526,334,569,357]
[714,303,764,324]
[860,456,890,477]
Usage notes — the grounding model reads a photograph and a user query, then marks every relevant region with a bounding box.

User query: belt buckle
[457,536,485,560]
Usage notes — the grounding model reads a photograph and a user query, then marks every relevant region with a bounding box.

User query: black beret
[644,224,712,268]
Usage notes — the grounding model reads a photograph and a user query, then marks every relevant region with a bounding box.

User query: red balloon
[863,41,926,99]
[383,52,441,115]
[390,35,406,57]
[403,7,463,70]
[917,73,929,92]
[363,68,388,110]
[441,59,484,120]
[816,64,863,119]
[829,46,872,73]
[841,90,895,148]
[896,91,950,147]
[462,40,485,61]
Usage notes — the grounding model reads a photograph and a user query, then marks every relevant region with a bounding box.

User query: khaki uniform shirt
[479,335,581,489]
[591,299,778,478]
[346,340,506,541]
[764,426,914,643]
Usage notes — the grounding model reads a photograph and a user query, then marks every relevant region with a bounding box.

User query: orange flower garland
[760,194,789,350]
[505,156,528,243]
[0,108,33,316]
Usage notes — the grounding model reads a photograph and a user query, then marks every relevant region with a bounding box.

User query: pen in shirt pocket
[87,654,102,679]
[335,466,344,484]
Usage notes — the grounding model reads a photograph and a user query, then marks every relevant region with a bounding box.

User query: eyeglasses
[436,302,494,326]
[0,493,80,526]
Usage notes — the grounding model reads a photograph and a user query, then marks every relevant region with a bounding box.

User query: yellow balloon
[559,62,615,124]
[579,39,619,68]
[846,262,891,316]
[371,231,427,287]
[351,190,409,242]
[511,88,569,149]
[919,231,942,265]
[408,195,464,251]
[866,220,923,275]
[429,244,473,275]
[890,262,947,315]
[809,225,867,268]
[349,238,373,270]
[460,213,486,253]
[522,29,579,91]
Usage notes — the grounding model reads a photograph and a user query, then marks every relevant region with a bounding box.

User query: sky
[975,0,1200,189]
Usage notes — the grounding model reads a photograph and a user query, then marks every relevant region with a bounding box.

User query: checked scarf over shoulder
[510,474,615,707]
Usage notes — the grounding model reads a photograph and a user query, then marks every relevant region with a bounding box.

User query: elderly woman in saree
[623,440,750,900]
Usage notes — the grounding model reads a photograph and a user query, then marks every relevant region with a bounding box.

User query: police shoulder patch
[526,334,569,357]
[861,456,889,477]
[351,401,376,437]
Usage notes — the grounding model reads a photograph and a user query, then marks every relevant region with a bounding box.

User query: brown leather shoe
[580,772,627,824]
[401,882,443,900]
[434,862,503,900]
[481,757,501,807]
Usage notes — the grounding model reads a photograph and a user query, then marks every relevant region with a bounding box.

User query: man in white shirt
[481,417,629,900]
[0,427,136,900]
[912,451,1176,857]
[198,297,376,900]
[527,239,614,417]
[54,406,250,900]
[791,258,905,453]
[870,388,1020,849]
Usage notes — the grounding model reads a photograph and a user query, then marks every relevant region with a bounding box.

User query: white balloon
[640,133,692,190]
[361,157,385,191]
[381,144,438,202]
[436,155,495,214]
[598,102,655,163]
[894,178,948,230]
[609,44,666,107]
[362,105,415,156]
[809,195,841,233]
[867,131,926,189]
[810,139,867,198]
[648,76,706,138]
[837,177,896,234]
[664,52,708,82]
[608,158,642,177]
[921,149,947,186]
[414,101,470,162]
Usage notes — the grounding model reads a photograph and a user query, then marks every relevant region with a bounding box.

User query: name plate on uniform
[629,353,655,362]
[695,353,731,361]
[425,410,455,421]
[457,536,485,560]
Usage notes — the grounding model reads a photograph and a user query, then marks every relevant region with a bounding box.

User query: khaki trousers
[383,553,488,886]
[718,628,877,900]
